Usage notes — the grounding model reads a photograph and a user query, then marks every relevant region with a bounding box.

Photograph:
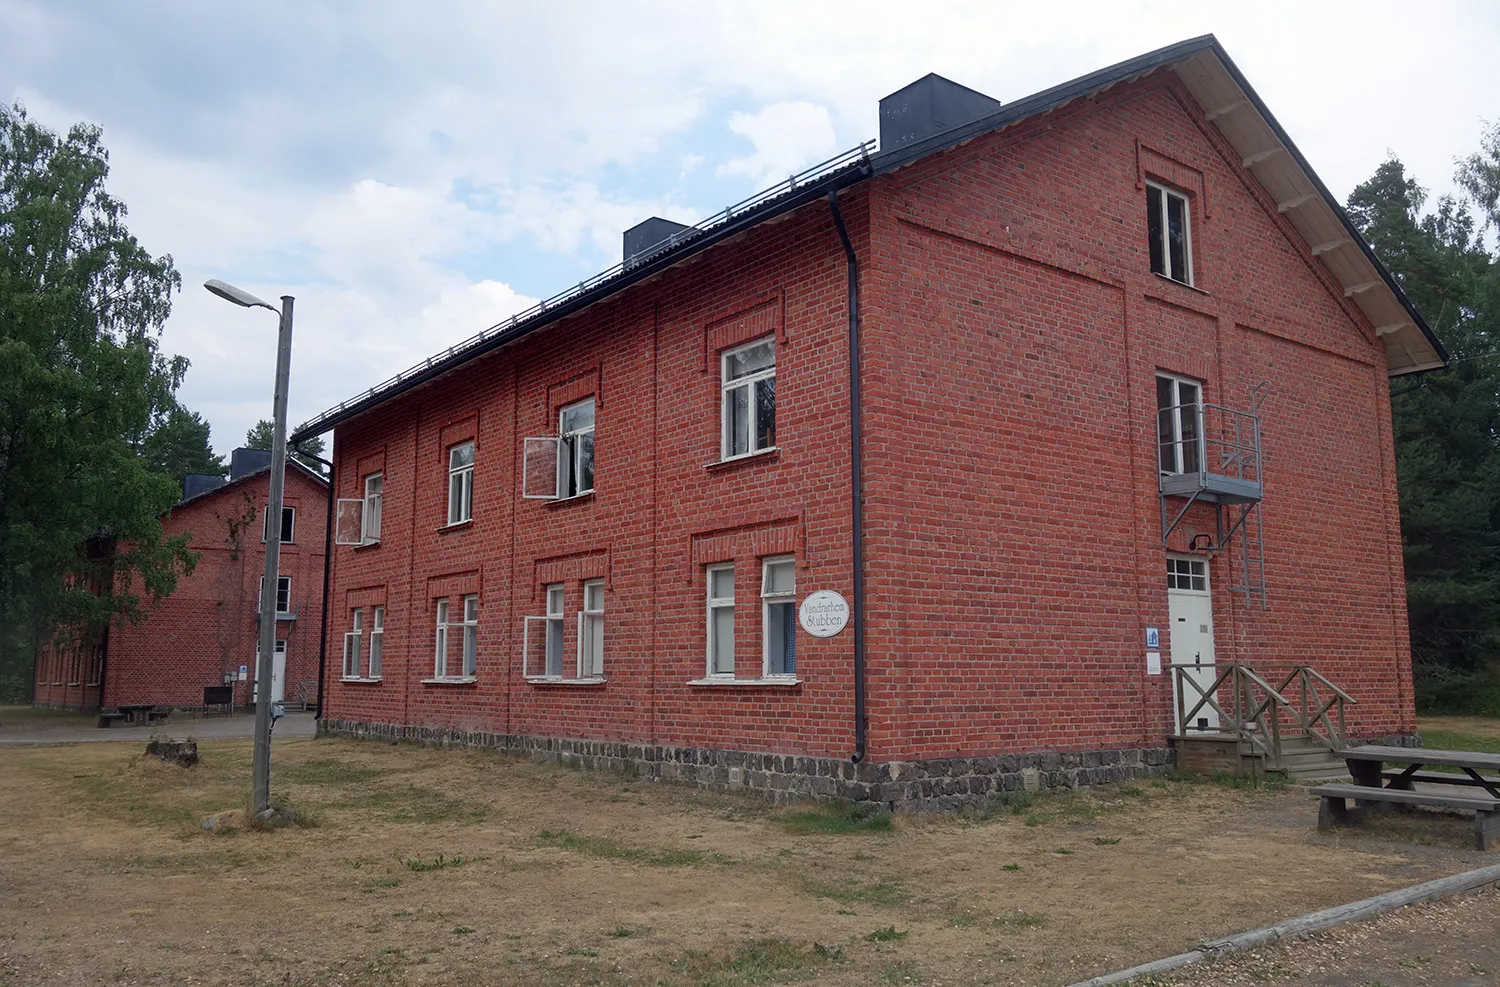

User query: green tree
[0,104,198,701]
[142,404,226,491]
[245,418,325,474]
[1348,136,1500,714]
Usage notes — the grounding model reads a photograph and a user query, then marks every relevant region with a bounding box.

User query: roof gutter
[826,189,868,765]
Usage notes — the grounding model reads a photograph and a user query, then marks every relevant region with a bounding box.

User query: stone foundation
[317,718,1173,810]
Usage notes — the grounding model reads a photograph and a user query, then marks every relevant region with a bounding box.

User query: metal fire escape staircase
[1159,383,1270,608]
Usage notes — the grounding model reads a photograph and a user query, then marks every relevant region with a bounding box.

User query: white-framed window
[343,609,363,678]
[761,557,796,677]
[558,398,595,499]
[1156,373,1203,475]
[263,505,296,543]
[579,579,604,677]
[721,338,776,460]
[1146,181,1193,285]
[433,595,478,679]
[706,564,735,676]
[447,441,474,525]
[369,606,384,679]
[362,473,383,543]
[258,575,292,615]
[545,584,565,677]
[1167,557,1208,592]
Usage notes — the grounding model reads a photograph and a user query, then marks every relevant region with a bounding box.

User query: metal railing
[1158,400,1263,489]
[294,140,877,438]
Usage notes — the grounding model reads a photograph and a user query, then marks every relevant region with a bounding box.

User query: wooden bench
[97,710,125,728]
[1312,782,1500,851]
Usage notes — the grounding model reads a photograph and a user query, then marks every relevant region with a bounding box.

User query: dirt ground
[0,729,1494,987]
[1143,886,1500,986]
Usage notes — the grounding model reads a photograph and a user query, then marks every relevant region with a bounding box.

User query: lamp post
[204,278,294,816]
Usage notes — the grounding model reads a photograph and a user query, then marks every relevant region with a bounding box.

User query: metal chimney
[879,74,1002,151]
[623,217,693,268]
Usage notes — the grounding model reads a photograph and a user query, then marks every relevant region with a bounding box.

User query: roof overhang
[869,35,1447,377]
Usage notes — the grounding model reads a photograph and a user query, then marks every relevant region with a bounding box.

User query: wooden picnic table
[1342,745,1500,799]
[1314,745,1500,850]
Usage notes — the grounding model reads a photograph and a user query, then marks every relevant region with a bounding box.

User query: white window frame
[706,563,735,677]
[263,505,296,543]
[761,556,797,679]
[362,473,383,543]
[368,606,384,679]
[258,575,292,615]
[545,584,565,677]
[342,609,363,679]
[557,398,596,500]
[447,441,474,525]
[433,595,478,680]
[720,337,777,461]
[578,579,604,678]
[1156,372,1204,476]
[1146,180,1193,286]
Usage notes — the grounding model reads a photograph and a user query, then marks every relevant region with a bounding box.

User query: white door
[1167,556,1218,732]
[253,640,288,704]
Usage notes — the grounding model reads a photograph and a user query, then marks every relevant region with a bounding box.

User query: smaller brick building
[33,451,329,713]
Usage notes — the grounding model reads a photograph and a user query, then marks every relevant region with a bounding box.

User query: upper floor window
[447,441,474,525]
[362,473,383,543]
[1156,373,1202,475]
[263,506,295,543]
[1146,181,1192,285]
[762,557,796,678]
[722,338,776,460]
[558,398,595,499]
[258,575,292,615]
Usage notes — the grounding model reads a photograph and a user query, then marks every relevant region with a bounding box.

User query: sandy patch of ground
[0,734,1491,987]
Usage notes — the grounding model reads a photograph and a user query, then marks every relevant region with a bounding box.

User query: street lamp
[204,278,294,818]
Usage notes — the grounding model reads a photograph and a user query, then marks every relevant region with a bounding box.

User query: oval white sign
[799,590,850,638]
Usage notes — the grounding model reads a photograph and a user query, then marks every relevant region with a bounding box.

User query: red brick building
[33,452,329,713]
[294,37,1446,806]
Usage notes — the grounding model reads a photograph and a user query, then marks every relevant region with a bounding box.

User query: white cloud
[718,102,838,188]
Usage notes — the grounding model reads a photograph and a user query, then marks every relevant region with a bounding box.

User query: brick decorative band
[316,718,1175,809]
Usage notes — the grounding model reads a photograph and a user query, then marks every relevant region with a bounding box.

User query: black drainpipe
[295,444,335,721]
[826,190,867,764]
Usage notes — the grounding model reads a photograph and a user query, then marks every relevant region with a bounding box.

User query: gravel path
[1146,886,1500,986]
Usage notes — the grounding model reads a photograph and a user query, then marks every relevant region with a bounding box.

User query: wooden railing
[1272,665,1356,754]
[1171,663,1357,768]
[1172,663,1289,765]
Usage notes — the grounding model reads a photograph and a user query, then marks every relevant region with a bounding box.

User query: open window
[1156,373,1203,475]
[1146,181,1193,285]
[334,498,364,545]
[523,397,596,500]
[721,338,776,460]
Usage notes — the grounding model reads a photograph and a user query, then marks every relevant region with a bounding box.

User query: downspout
[826,190,867,764]
[295,444,336,721]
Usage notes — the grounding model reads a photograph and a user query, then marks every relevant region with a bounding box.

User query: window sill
[437,519,473,534]
[688,676,802,688]
[545,490,595,509]
[352,539,382,552]
[421,676,477,686]
[525,675,606,686]
[705,447,779,472]
[340,676,383,684]
[1151,272,1209,296]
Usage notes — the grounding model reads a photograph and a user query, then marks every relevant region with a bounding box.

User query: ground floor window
[706,564,735,676]
[433,594,478,679]
[343,609,363,678]
[580,579,604,677]
[762,557,796,676]
[369,606,384,679]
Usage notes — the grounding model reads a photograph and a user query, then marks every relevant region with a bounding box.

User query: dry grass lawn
[0,727,1492,987]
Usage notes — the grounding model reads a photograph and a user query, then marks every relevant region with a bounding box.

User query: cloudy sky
[2,1,1497,458]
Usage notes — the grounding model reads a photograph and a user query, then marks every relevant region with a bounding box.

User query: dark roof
[292,34,1443,443]
[172,457,329,511]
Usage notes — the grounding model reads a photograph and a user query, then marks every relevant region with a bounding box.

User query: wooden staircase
[1171,663,1357,780]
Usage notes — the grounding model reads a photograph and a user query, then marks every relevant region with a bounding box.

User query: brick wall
[320,71,1413,772]
[93,467,329,710]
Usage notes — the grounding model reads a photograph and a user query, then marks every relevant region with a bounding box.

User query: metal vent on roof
[230,447,272,481]
[879,73,1002,150]
[623,217,693,269]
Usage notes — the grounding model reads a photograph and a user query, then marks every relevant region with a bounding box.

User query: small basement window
[1146,181,1193,285]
